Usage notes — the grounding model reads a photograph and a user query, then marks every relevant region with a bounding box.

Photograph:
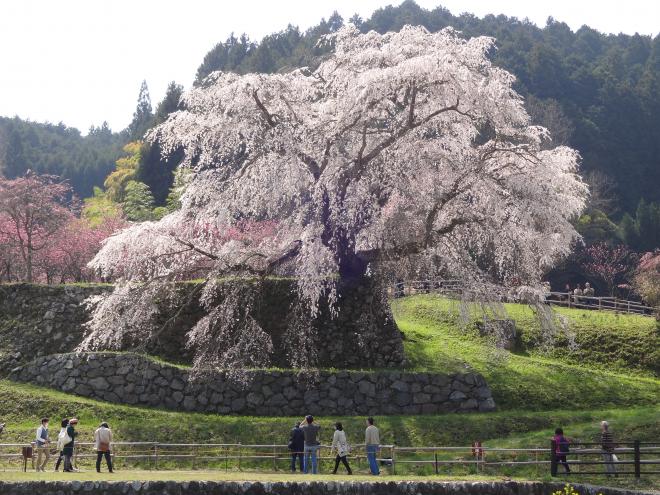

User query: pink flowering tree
[36,216,126,283]
[0,173,74,282]
[83,26,588,372]
[580,242,636,296]
[634,250,660,316]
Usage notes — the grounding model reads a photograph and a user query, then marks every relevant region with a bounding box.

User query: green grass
[0,471,515,482]
[0,380,657,449]
[393,295,660,410]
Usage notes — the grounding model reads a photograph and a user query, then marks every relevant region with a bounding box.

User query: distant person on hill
[300,415,321,474]
[583,282,595,303]
[365,417,380,475]
[34,417,51,472]
[600,421,617,476]
[331,422,352,475]
[62,418,78,472]
[288,421,305,473]
[552,427,572,474]
[54,418,69,471]
[0,422,5,435]
[573,284,583,305]
[94,422,114,473]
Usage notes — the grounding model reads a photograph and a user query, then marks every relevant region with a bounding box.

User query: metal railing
[389,280,656,316]
[1,440,658,478]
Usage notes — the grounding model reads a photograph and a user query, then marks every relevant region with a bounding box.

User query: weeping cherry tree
[82,26,587,373]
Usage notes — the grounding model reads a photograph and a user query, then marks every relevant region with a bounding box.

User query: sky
[1,0,658,134]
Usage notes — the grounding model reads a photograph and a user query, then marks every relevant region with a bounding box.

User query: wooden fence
[390,280,656,316]
[1,441,658,478]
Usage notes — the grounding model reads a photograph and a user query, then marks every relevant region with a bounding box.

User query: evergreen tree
[154,81,184,126]
[127,80,154,140]
[121,180,155,222]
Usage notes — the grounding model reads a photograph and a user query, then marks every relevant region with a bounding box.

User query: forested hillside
[0,117,124,198]
[1,0,659,224]
[197,0,660,219]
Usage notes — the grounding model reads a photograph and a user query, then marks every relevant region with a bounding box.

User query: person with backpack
[330,422,352,475]
[54,418,69,471]
[94,422,114,473]
[34,417,51,472]
[62,418,78,472]
[288,422,305,473]
[552,427,572,474]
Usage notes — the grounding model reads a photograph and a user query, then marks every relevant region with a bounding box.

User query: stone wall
[0,280,404,372]
[10,352,496,415]
[0,481,650,495]
[0,284,110,372]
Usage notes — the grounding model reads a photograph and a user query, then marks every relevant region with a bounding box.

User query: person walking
[600,421,617,476]
[331,422,352,474]
[54,418,69,471]
[34,417,51,472]
[94,422,114,473]
[300,415,321,474]
[62,418,78,472]
[365,417,380,475]
[288,422,305,473]
[552,428,572,474]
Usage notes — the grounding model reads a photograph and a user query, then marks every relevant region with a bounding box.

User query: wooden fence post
[634,440,641,479]
[550,440,558,477]
[434,450,439,474]
[391,445,396,475]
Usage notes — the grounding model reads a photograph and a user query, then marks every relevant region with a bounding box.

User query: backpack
[57,428,72,450]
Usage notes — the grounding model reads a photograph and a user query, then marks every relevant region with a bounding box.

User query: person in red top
[553,428,572,473]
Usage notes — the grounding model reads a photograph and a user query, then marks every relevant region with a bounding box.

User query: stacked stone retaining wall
[0,481,650,495]
[10,352,496,415]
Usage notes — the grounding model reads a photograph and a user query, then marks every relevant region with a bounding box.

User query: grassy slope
[0,380,657,449]
[393,295,660,410]
[1,296,658,485]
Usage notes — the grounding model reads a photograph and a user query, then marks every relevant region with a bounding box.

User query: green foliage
[121,180,155,221]
[392,295,660,410]
[619,199,660,252]
[0,117,123,198]
[103,141,142,202]
[576,210,621,245]
[81,187,122,226]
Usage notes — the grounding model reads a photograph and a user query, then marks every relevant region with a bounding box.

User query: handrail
[390,280,656,316]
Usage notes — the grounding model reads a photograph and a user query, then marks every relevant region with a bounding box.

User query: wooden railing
[389,280,656,316]
[1,441,658,478]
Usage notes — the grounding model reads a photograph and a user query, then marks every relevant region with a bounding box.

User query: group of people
[563,282,596,303]
[552,421,618,476]
[288,416,381,475]
[31,417,113,473]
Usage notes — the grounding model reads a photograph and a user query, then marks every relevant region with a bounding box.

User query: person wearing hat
[62,418,78,472]
[94,422,114,473]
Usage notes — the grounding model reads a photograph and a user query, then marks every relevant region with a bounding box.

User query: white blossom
[83,26,587,371]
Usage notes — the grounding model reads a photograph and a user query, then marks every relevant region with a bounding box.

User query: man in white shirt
[34,417,50,472]
[94,422,114,473]
[365,417,380,475]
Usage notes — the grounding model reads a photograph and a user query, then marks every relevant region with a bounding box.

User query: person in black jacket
[62,418,78,472]
[288,422,305,473]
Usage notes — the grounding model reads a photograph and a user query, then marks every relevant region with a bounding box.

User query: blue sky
[1,0,658,133]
